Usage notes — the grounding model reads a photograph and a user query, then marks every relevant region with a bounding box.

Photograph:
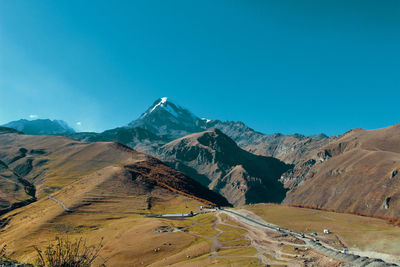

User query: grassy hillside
[245,203,400,257]
[284,124,400,218]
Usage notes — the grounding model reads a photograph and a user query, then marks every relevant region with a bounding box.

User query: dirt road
[222,208,398,267]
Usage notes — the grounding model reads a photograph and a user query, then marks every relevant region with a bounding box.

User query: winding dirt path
[48,196,72,212]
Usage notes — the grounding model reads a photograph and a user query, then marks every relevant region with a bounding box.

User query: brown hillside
[284,123,400,217]
[0,133,229,214]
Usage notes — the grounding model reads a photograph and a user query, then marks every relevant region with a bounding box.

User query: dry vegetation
[246,203,400,256]
[34,236,104,267]
[289,203,400,226]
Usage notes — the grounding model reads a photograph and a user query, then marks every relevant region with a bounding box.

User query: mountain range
[3,119,75,135]
[2,97,400,217]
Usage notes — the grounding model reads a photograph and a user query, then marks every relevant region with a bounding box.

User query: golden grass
[189,223,218,237]
[218,232,243,242]
[217,223,246,233]
[196,213,216,224]
[218,247,258,257]
[264,253,288,264]
[246,204,400,255]
[0,178,210,267]
[224,218,243,228]
[2,207,206,266]
[224,239,251,247]
[214,257,263,266]
[219,213,228,221]
[173,255,263,267]
[149,193,202,214]
[281,245,302,255]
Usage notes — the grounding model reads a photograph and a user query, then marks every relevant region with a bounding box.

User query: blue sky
[1,0,399,135]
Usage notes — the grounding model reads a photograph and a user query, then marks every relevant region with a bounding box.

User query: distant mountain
[3,119,75,135]
[156,129,292,206]
[283,123,400,218]
[68,127,167,155]
[202,120,331,165]
[128,97,204,140]
[126,98,330,165]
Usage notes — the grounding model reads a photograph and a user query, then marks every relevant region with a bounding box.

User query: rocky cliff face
[157,129,292,206]
[283,124,400,217]
[204,120,331,165]
[124,98,331,166]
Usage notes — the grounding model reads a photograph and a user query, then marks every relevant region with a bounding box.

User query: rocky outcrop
[157,129,292,206]
[204,120,332,165]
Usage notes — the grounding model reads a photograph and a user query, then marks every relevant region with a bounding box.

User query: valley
[2,97,400,266]
[2,196,399,266]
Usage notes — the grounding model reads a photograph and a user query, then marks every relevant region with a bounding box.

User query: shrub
[34,236,105,267]
[0,244,6,258]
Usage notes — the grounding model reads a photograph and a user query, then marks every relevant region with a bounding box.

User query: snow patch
[150,97,168,113]
[201,118,211,123]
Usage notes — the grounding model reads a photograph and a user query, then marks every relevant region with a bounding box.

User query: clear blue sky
[1,0,399,135]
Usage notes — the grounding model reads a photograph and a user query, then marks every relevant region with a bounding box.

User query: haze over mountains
[3,119,75,135]
[3,97,400,218]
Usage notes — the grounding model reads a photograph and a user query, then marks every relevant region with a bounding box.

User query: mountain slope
[0,132,230,214]
[3,119,75,135]
[0,126,23,134]
[68,127,167,155]
[283,123,400,217]
[157,129,292,206]
[126,98,331,165]
[204,120,331,164]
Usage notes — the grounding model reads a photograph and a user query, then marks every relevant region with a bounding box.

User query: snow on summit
[149,97,168,113]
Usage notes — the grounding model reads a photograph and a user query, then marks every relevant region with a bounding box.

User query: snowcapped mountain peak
[139,97,196,120]
[129,97,202,139]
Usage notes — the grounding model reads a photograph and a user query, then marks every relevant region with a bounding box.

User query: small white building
[323,229,330,234]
